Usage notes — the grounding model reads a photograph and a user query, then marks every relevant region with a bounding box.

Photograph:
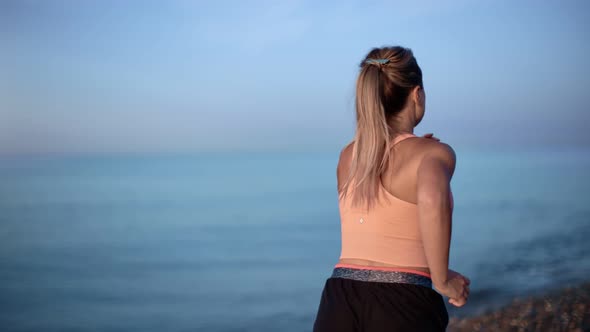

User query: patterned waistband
[331,267,433,288]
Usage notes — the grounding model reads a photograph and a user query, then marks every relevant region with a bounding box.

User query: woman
[313,46,470,331]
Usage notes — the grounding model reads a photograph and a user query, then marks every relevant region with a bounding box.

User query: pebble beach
[447,280,590,332]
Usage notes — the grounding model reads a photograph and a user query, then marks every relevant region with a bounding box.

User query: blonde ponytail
[339,46,423,211]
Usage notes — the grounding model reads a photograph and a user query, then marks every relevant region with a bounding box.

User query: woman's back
[336,133,454,276]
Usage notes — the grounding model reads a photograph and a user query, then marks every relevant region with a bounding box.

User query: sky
[1,0,589,155]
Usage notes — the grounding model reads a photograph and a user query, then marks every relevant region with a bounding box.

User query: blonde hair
[339,46,424,211]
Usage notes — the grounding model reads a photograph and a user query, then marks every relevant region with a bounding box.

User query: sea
[1,146,589,331]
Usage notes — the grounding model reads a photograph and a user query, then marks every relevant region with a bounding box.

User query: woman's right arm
[416,142,456,290]
[416,142,469,307]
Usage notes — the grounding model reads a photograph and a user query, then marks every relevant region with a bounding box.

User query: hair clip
[365,58,390,65]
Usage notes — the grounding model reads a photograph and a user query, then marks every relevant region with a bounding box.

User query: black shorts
[313,274,449,331]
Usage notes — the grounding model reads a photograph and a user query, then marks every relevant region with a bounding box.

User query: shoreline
[447,280,590,331]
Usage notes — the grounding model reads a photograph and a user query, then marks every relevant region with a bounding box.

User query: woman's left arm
[422,133,440,141]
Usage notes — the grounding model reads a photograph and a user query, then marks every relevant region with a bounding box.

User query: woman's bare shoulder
[415,139,457,176]
[337,141,355,171]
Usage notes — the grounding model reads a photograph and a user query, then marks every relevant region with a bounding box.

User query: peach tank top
[338,133,454,268]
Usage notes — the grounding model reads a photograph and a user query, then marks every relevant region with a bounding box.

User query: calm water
[1,147,589,331]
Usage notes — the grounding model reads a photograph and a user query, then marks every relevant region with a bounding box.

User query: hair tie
[365,58,390,65]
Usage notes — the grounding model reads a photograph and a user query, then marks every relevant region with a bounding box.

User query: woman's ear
[413,86,422,104]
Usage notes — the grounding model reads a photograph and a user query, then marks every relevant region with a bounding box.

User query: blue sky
[1,0,589,155]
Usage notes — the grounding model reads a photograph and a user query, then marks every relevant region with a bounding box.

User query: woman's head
[357,46,425,131]
[341,46,424,210]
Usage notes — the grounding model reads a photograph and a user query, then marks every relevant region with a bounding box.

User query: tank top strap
[392,132,417,146]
